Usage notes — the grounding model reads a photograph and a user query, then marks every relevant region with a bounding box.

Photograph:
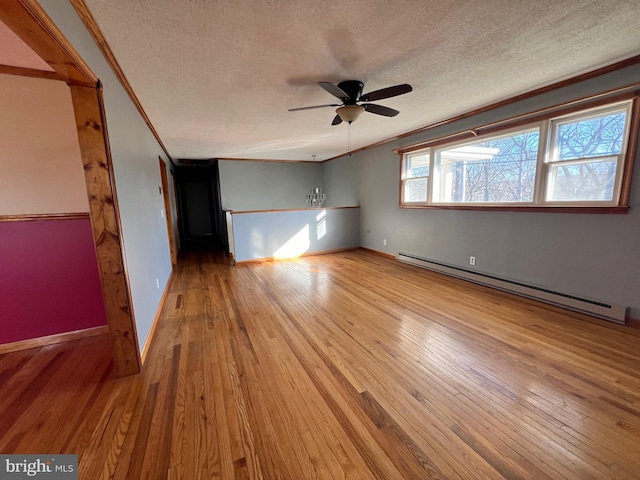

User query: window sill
[399,204,630,214]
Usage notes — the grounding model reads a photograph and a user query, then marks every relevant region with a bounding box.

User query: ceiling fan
[289,80,412,125]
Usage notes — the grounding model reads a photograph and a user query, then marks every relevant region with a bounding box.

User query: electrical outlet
[383,239,387,246]
[470,256,476,266]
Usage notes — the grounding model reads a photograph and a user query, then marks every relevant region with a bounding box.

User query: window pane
[556,109,627,161]
[403,178,428,202]
[404,152,430,179]
[546,158,617,201]
[434,129,539,203]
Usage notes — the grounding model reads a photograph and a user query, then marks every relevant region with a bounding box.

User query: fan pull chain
[348,122,352,156]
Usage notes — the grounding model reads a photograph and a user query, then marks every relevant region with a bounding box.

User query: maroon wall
[0,218,107,344]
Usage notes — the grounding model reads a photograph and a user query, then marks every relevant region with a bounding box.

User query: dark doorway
[175,160,228,253]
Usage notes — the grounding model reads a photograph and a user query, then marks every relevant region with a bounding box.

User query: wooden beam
[0,0,97,86]
[0,64,65,81]
[0,0,140,376]
[69,83,141,377]
[159,158,178,265]
[68,0,174,164]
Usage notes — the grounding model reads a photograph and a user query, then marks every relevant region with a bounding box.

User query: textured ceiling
[81,0,640,161]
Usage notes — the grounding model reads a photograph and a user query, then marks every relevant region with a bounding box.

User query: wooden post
[70,84,141,377]
[159,157,178,265]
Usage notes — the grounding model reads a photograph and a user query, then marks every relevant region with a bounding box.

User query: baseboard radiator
[396,252,627,324]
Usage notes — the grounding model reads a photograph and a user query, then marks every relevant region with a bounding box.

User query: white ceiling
[68,1,640,160]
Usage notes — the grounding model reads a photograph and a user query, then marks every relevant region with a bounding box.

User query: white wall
[40,0,173,351]
[0,74,88,215]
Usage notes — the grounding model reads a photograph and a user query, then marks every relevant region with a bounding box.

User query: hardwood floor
[2,248,640,479]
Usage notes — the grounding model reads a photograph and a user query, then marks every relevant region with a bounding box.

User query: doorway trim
[0,0,141,377]
[159,157,178,265]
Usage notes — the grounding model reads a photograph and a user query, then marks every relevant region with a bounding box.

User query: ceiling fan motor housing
[337,80,364,104]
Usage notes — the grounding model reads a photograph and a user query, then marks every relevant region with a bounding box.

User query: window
[546,104,630,203]
[401,151,430,203]
[433,128,540,204]
[400,100,635,209]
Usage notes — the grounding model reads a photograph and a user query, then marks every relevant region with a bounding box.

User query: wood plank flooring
[2,248,640,479]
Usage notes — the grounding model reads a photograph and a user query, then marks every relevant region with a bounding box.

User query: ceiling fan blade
[288,104,340,112]
[319,81,349,100]
[359,84,412,102]
[363,104,399,117]
[331,114,343,126]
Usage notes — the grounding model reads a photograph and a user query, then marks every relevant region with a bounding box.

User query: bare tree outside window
[436,130,539,203]
[548,110,626,201]
[400,100,632,208]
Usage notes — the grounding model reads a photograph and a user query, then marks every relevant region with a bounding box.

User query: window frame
[401,150,431,205]
[398,97,638,213]
[430,124,544,206]
[542,102,632,206]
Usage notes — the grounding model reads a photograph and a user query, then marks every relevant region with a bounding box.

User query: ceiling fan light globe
[336,105,365,124]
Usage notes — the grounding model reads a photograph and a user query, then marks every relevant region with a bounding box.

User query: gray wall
[328,65,640,319]
[323,154,360,207]
[219,160,323,211]
[41,1,173,351]
[232,208,360,262]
